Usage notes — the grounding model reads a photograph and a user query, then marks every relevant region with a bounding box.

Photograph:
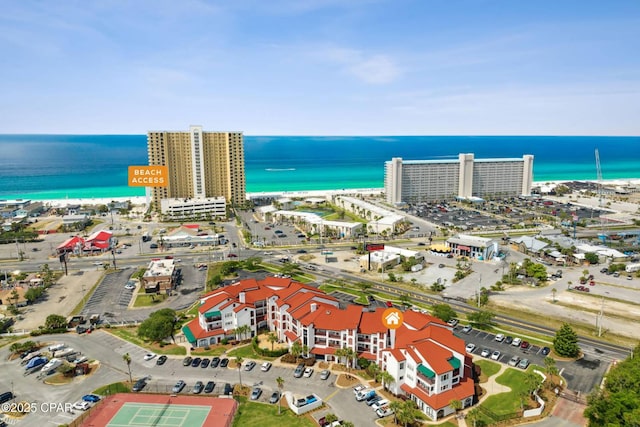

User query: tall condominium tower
[385,154,534,204]
[147,126,245,210]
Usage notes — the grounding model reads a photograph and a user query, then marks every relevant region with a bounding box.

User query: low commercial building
[447,234,499,260]
[160,197,226,220]
[140,259,179,294]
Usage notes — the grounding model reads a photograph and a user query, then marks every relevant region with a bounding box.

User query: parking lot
[455,326,608,394]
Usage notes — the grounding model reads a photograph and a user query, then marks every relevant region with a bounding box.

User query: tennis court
[107,402,210,427]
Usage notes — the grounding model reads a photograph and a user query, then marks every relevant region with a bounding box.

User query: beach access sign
[128,166,168,187]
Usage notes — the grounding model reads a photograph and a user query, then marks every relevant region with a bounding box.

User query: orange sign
[128,166,168,187]
[382,308,403,329]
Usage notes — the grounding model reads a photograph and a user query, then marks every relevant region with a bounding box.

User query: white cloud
[314,46,401,84]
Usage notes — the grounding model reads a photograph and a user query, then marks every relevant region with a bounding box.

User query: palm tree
[123,352,132,384]
[466,408,481,427]
[380,371,395,391]
[324,413,338,424]
[268,332,278,351]
[367,363,381,383]
[389,400,402,425]
[276,376,284,415]
[236,356,244,386]
[343,347,356,374]
[290,341,302,362]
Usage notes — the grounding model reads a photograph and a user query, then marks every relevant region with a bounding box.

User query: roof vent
[326,310,331,315]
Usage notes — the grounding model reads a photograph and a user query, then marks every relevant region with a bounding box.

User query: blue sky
[1,0,639,135]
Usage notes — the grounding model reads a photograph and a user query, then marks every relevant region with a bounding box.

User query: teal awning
[417,364,435,378]
[205,310,221,319]
[182,325,196,343]
[448,357,461,370]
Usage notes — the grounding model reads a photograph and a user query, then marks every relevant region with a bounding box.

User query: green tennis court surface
[107,402,211,427]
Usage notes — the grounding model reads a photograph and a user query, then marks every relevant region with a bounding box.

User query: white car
[465,343,476,353]
[494,333,505,342]
[353,384,366,395]
[261,362,272,372]
[512,337,522,347]
[143,353,157,361]
[480,348,491,358]
[490,350,501,361]
[376,406,395,418]
[73,401,91,411]
[124,282,136,290]
[303,367,314,378]
[372,399,389,411]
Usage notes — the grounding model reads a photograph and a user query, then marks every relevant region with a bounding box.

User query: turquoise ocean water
[0,135,638,200]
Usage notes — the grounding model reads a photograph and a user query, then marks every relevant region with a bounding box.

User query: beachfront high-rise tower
[147,126,245,210]
[385,154,534,205]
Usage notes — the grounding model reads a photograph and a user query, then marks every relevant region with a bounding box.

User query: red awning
[457,245,471,251]
[284,330,299,342]
[310,347,336,355]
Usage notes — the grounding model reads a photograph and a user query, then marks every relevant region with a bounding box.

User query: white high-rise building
[385,154,534,204]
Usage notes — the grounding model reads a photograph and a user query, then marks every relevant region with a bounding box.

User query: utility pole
[598,296,605,337]
[477,274,482,307]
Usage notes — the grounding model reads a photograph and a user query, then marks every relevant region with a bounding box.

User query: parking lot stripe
[324,389,340,402]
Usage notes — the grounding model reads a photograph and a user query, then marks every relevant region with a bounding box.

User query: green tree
[399,293,411,307]
[524,371,542,395]
[207,275,222,290]
[466,408,483,427]
[276,376,284,414]
[432,304,457,323]
[123,352,132,384]
[267,332,278,351]
[45,314,67,329]
[467,310,496,329]
[243,256,262,270]
[40,263,55,287]
[380,371,395,391]
[367,362,380,382]
[543,356,559,384]
[585,345,640,426]
[584,252,599,265]
[24,287,44,303]
[357,282,372,294]
[137,309,177,343]
[290,341,302,362]
[235,356,244,386]
[553,323,580,357]
[324,413,338,424]
[449,399,462,413]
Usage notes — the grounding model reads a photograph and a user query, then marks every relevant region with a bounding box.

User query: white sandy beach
[26,178,640,209]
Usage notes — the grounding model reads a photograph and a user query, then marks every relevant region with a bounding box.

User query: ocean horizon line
[0,133,638,138]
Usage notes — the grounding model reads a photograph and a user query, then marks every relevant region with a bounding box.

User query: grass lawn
[228,343,276,360]
[133,293,168,307]
[482,368,530,415]
[474,359,501,381]
[232,397,316,427]
[107,327,186,355]
[93,382,130,395]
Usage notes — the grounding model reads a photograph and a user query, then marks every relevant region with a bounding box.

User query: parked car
[269,391,280,404]
[365,393,381,406]
[191,357,202,367]
[303,367,314,378]
[494,333,505,342]
[143,353,156,361]
[294,363,305,378]
[200,358,210,368]
[192,381,204,394]
[204,381,215,393]
[462,325,473,334]
[261,362,272,372]
[541,347,551,356]
[82,394,101,403]
[480,348,491,358]
[220,358,229,368]
[372,399,390,411]
[465,343,476,353]
[320,369,331,380]
[244,361,256,371]
[505,336,513,345]
[508,356,520,367]
[172,380,186,393]
[353,384,366,395]
[356,389,375,402]
[447,319,459,327]
[223,383,233,395]
[520,341,530,350]
[490,350,501,361]
[376,406,395,418]
[512,337,522,347]
[518,358,530,369]
[73,401,91,411]
[211,357,220,368]
[250,387,262,400]
[156,355,168,365]
[182,357,193,366]
[132,378,147,392]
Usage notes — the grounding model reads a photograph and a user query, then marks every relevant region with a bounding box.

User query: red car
[385,301,393,307]
[227,253,238,258]
[520,341,530,349]
[589,281,596,286]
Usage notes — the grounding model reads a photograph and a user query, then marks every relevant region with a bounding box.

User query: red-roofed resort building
[182,276,475,420]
